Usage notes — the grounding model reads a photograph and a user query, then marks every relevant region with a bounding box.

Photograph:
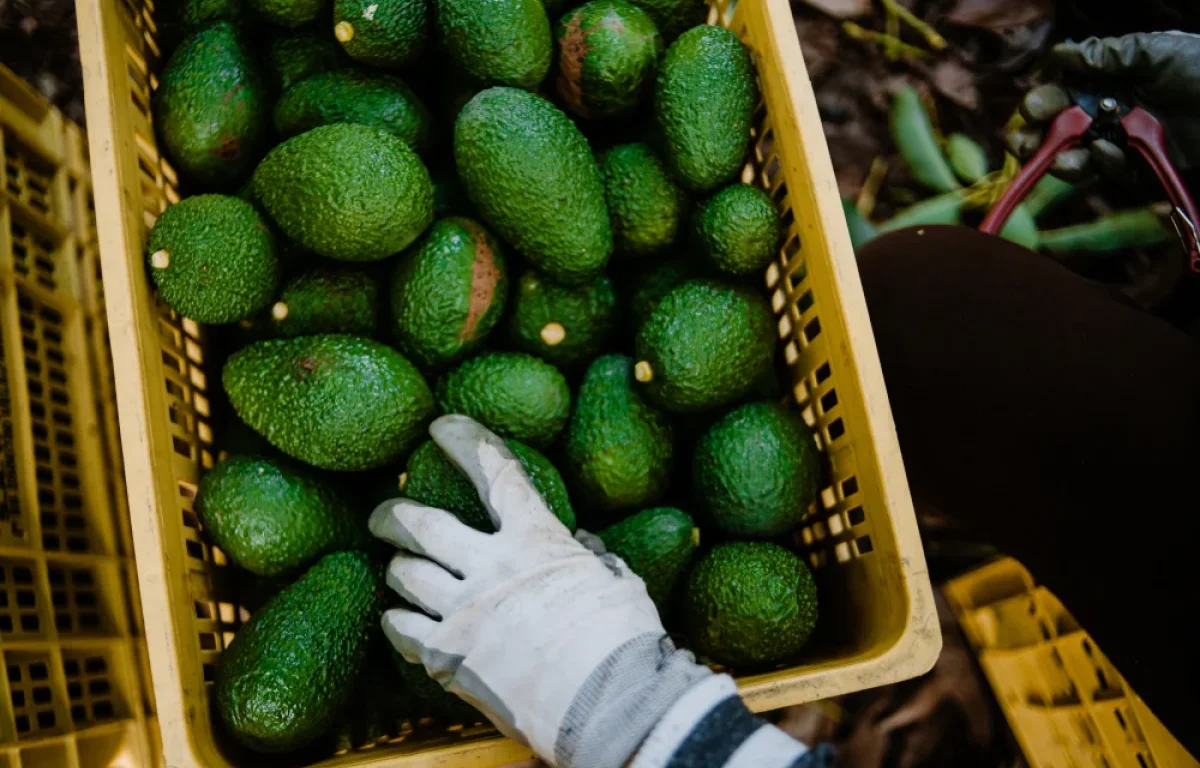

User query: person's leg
[857,226,1200,751]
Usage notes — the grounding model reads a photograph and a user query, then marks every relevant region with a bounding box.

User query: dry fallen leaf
[799,0,872,20]
[930,58,980,110]
[946,0,1055,33]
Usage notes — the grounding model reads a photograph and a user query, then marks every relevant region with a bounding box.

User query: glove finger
[370,498,492,577]
[1090,139,1128,179]
[430,414,554,532]
[1020,84,1071,125]
[381,607,438,665]
[1051,147,1093,182]
[1006,126,1044,161]
[386,553,464,619]
[1052,36,1139,77]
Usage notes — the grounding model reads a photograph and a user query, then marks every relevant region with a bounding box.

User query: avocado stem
[271,302,289,321]
[334,21,355,43]
[634,361,654,383]
[540,322,566,346]
[150,249,170,269]
[397,472,408,493]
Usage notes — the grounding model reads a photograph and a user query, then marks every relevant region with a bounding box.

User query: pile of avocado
[156,0,825,757]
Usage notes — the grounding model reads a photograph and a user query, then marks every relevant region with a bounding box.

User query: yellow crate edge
[945,558,1197,768]
[735,0,938,711]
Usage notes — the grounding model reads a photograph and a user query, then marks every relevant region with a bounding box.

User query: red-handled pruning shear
[981,90,1200,272]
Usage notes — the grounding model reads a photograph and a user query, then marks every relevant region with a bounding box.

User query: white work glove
[369,415,712,768]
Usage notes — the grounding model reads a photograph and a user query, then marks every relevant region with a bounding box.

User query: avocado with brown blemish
[554,0,662,120]
[389,217,509,369]
[155,22,269,187]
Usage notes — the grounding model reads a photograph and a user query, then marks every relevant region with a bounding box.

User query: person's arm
[369,414,833,768]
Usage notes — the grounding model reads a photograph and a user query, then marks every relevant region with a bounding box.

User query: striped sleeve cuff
[629,674,834,768]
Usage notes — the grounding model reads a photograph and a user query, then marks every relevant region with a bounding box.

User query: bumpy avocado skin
[273,70,434,153]
[436,0,551,88]
[693,401,821,538]
[683,542,818,667]
[692,183,782,275]
[635,280,774,412]
[223,335,435,471]
[147,194,280,324]
[507,271,617,367]
[155,22,269,187]
[565,355,674,514]
[334,0,429,68]
[215,551,386,752]
[601,143,689,257]
[252,123,433,262]
[655,26,757,192]
[454,88,612,284]
[390,218,508,369]
[554,0,662,119]
[436,352,571,447]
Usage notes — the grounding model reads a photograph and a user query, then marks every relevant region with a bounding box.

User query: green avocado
[506,271,617,368]
[390,218,508,369]
[554,0,662,119]
[693,183,781,275]
[601,143,689,257]
[404,438,577,531]
[455,88,612,284]
[634,280,773,412]
[655,25,756,192]
[392,650,483,722]
[626,0,704,40]
[267,26,346,91]
[270,267,382,337]
[155,22,269,187]
[197,454,370,576]
[273,70,434,153]
[334,0,429,68]
[436,0,551,88]
[224,335,435,471]
[436,352,571,446]
[247,0,325,27]
[565,355,674,514]
[625,257,696,329]
[215,551,386,752]
[252,123,434,262]
[597,506,695,610]
[147,194,280,324]
[159,0,255,53]
[693,402,820,538]
[683,542,818,667]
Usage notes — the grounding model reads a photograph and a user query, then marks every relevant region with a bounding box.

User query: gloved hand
[1007,31,1200,180]
[368,415,712,768]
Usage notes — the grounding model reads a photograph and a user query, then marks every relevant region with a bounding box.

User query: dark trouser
[857,226,1199,753]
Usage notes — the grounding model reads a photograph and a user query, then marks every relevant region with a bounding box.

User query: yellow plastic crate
[945,558,1197,768]
[0,64,156,767]
[76,0,940,763]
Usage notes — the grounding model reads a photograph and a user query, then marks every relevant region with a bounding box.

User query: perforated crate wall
[0,65,154,768]
[946,558,1197,768]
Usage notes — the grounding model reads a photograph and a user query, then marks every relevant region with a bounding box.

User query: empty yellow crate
[0,64,155,767]
[76,0,940,763]
[946,558,1197,768]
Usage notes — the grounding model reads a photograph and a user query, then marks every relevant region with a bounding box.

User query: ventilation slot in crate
[63,650,125,727]
[17,291,93,553]
[6,651,61,738]
[9,214,59,292]
[47,564,109,636]
[0,559,45,637]
[3,132,55,217]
